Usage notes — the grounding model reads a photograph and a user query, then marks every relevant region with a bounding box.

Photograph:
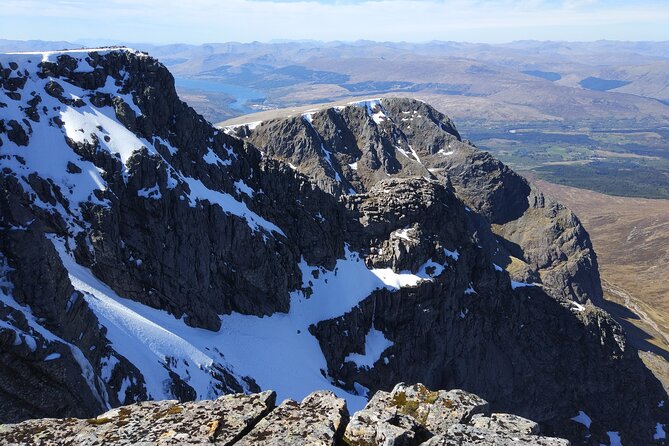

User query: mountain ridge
[0,48,666,444]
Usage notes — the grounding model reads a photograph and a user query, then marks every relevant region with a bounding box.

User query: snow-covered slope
[0,49,281,240]
[50,235,451,411]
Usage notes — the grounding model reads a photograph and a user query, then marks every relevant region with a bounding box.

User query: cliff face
[0,50,666,445]
[233,97,602,306]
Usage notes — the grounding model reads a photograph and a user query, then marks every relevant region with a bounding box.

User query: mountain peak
[1,46,143,61]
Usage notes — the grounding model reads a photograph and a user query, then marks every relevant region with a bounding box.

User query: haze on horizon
[1,0,668,46]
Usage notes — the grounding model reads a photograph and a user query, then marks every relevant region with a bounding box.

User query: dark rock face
[0,50,666,445]
[0,49,346,418]
[0,384,569,446]
[240,97,602,305]
[0,203,145,422]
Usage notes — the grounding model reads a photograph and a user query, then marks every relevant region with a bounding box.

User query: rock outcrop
[234,97,602,305]
[344,384,569,446]
[0,384,569,446]
[0,49,667,445]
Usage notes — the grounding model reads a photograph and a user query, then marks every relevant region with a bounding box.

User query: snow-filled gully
[51,237,450,412]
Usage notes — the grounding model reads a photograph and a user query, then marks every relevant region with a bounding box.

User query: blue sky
[1,0,668,44]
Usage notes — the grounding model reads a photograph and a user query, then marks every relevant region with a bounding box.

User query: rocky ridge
[228,97,601,305]
[0,383,569,445]
[0,49,667,445]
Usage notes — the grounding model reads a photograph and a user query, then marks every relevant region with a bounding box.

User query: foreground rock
[344,383,569,446]
[0,391,276,445]
[236,391,347,446]
[0,385,568,446]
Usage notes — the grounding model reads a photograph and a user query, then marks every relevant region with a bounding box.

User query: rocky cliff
[0,383,570,445]
[230,97,601,305]
[0,49,667,445]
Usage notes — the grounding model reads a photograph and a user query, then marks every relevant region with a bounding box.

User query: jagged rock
[423,427,570,445]
[0,386,568,446]
[236,391,348,446]
[344,384,488,445]
[240,97,602,305]
[470,413,539,435]
[6,119,28,146]
[0,391,276,446]
[342,384,568,446]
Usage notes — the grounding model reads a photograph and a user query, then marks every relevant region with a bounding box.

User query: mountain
[141,39,669,202]
[141,39,669,125]
[225,97,602,305]
[0,40,78,53]
[0,49,667,444]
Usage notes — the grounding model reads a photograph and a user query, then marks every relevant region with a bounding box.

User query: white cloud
[0,0,668,43]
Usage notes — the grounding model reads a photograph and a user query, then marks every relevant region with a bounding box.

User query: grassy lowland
[463,122,669,199]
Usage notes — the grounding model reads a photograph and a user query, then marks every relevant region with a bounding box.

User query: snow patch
[393,228,414,241]
[320,144,342,183]
[370,257,444,288]
[607,431,622,446]
[118,377,132,404]
[44,353,61,361]
[154,136,177,155]
[223,121,262,133]
[655,423,666,440]
[137,184,161,200]
[60,105,151,165]
[183,177,284,236]
[203,148,230,166]
[100,355,120,382]
[437,148,454,156]
[511,281,536,290]
[444,248,460,261]
[571,302,586,312]
[345,327,394,370]
[234,180,255,197]
[353,382,370,397]
[571,410,592,428]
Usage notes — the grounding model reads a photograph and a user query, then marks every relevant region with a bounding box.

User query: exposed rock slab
[343,384,569,446]
[0,385,568,446]
[236,390,348,446]
[0,391,275,445]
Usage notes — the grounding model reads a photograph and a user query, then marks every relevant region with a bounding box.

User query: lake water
[174,77,265,112]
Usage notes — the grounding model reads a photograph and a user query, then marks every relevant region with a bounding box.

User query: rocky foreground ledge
[0,384,569,445]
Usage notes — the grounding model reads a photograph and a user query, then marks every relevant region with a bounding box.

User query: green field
[463,123,669,199]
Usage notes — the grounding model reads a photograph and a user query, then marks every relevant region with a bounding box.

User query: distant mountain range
[2,39,669,124]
